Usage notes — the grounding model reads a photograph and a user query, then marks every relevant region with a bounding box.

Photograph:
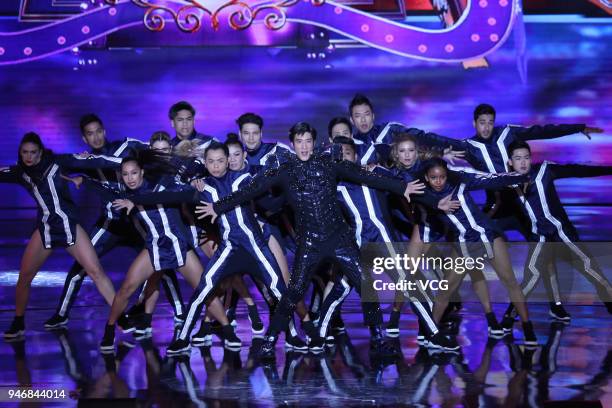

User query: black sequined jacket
[214,152,432,243]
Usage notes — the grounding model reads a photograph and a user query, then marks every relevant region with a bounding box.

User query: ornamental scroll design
[103,0,321,33]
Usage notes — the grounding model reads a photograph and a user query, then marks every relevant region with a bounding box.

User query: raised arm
[213,167,282,215]
[55,153,122,171]
[512,124,586,141]
[334,160,406,195]
[408,127,467,151]
[549,163,612,180]
[0,166,20,184]
[81,177,122,201]
[129,188,201,206]
[459,170,528,191]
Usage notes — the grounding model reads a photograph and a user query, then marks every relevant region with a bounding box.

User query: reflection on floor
[0,301,609,407]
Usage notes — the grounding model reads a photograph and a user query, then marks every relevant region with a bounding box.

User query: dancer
[168,101,216,148]
[197,122,460,358]
[1,132,121,338]
[348,94,454,165]
[237,113,292,169]
[324,137,450,343]
[420,158,538,346]
[44,115,187,330]
[503,140,612,322]
[122,142,301,354]
[87,150,236,352]
[384,134,464,337]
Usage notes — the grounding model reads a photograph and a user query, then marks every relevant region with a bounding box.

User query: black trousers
[268,229,383,335]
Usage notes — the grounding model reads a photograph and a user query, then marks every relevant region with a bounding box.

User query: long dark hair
[120,148,179,182]
[18,132,52,166]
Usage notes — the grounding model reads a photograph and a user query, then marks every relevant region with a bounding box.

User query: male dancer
[237,113,292,169]
[504,140,612,321]
[168,101,216,148]
[349,94,453,165]
[198,122,460,359]
[323,137,442,344]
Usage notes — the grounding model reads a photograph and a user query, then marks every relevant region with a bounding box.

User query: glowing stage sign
[0,0,519,65]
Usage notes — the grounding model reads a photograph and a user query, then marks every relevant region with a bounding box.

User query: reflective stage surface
[0,299,610,407]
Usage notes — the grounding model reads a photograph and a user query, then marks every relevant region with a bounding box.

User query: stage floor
[0,301,610,407]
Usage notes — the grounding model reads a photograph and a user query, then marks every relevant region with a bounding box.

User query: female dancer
[0,132,119,338]
[80,150,238,352]
[420,157,538,346]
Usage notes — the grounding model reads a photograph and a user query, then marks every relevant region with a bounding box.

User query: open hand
[195,201,218,223]
[403,180,425,202]
[582,126,603,140]
[75,151,92,159]
[443,147,466,165]
[438,193,461,213]
[112,199,135,215]
[191,178,206,192]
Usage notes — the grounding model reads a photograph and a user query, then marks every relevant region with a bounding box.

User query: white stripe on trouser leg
[47,165,74,245]
[163,274,183,315]
[523,238,544,297]
[563,239,611,289]
[383,241,434,308]
[90,221,109,246]
[319,277,350,337]
[190,225,198,247]
[235,206,282,300]
[59,274,84,316]
[137,280,149,303]
[158,207,184,267]
[412,297,438,334]
[287,318,298,337]
[549,268,561,303]
[179,245,232,340]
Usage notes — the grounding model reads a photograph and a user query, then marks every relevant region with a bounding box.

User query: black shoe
[485,312,505,338]
[4,317,25,339]
[306,335,324,354]
[192,322,213,346]
[167,339,191,355]
[501,314,516,333]
[117,314,135,334]
[308,311,320,323]
[44,313,69,329]
[100,324,115,353]
[103,353,116,372]
[385,310,400,337]
[259,335,277,361]
[427,332,460,352]
[209,320,223,333]
[126,302,145,319]
[522,321,538,348]
[247,305,264,335]
[285,335,308,353]
[133,313,152,338]
[222,324,242,348]
[549,303,571,322]
[330,313,346,334]
[116,341,135,362]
